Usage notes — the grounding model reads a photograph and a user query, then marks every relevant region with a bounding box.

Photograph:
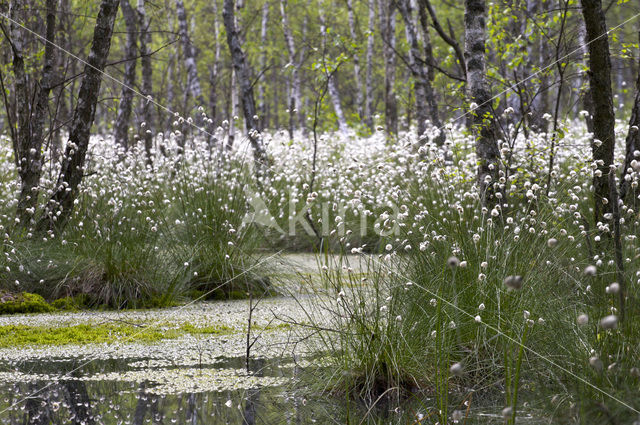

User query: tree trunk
[258,1,269,129]
[39,0,120,230]
[526,0,547,131]
[398,0,444,144]
[379,0,398,136]
[347,0,364,121]
[319,5,348,134]
[137,0,154,164]
[53,0,72,164]
[620,28,640,207]
[228,69,237,149]
[280,0,304,138]
[465,0,501,205]
[578,18,595,133]
[114,0,137,151]
[364,0,375,130]
[7,0,57,227]
[580,0,615,224]
[222,0,268,170]
[176,0,205,120]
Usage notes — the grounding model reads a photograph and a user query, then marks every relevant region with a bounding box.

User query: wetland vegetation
[1,0,640,423]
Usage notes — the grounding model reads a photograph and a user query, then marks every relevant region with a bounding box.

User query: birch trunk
[319,4,348,134]
[210,0,221,127]
[8,0,57,226]
[620,62,640,207]
[364,0,375,130]
[465,0,501,205]
[347,0,364,121]
[527,0,550,131]
[114,0,137,151]
[577,18,595,133]
[580,0,615,223]
[280,0,304,138]
[228,69,237,150]
[259,2,269,129]
[40,0,120,230]
[53,0,72,163]
[137,0,154,164]
[222,0,268,170]
[620,26,640,206]
[399,0,444,144]
[176,0,205,119]
[379,0,398,136]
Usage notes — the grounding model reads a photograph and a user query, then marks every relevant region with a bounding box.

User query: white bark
[137,0,154,163]
[258,1,269,128]
[176,0,205,119]
[114,0,137,150]
[465,0,501,205]
[319,4,348,134]
[346,0,364,120]
[364,0,375,129]
[280,0,304,137]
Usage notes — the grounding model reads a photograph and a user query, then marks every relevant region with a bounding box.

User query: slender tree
[319,3,348,134]
[176,0,206,120]
[137,0,154,163]
[364,0,375,130]
[114,0,138,151]
[397,0,444,143]
[464,0,501,205]
[39,0,120,230]
[580,0,615,224]
[620,28,640,207]
[379,0,398,136]
[280,0,306,138]
[346,0,364,121]
[258,1,269,128]
[222,0,268,170]
[2,0,57,227]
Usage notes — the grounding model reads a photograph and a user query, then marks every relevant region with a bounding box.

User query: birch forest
[1,0,640,423]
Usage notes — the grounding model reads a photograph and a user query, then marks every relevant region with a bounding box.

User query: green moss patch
[0,292,54,315]
[0,322,236,348]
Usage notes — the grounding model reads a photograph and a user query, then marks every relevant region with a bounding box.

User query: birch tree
[319,3,348,135]
[138,0,154,163]
[378,0,398,136]
[2,0,57,227]
[580,0,615,224]
[258,1,269,128]
[40,0,120,230]
[222,0,268,170]
[114,0,138,151]
[346,0,364,121]
[620,28,640,207]
[176,0,206,121]
[364,0,375,130]
[465,0,501,205]
[280,0,305,138]
[397,0,444,144]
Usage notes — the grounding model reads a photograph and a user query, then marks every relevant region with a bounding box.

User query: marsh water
[0,354,518,424]
[0,255,530,424]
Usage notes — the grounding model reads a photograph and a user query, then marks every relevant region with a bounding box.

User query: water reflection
[0,356,514,424]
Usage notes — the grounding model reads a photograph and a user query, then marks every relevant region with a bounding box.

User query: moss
[51,295,89,311]
[0,292,54,315]
[178,323,234,335]
[0,323,174,348]
[0,321,236,348]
